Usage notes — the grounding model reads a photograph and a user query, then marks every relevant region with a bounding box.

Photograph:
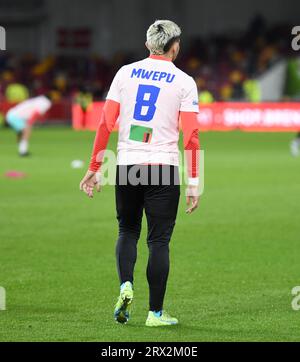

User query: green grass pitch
[0,127,300,342]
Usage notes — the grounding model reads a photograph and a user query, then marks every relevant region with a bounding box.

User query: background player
[80,19,200,327]
[6,94,52,156]
[290,132,300,157]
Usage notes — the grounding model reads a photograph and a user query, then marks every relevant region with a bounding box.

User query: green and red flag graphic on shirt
[129,124,153,143]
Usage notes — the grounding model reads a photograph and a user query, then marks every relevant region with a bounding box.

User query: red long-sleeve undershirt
[28,112,42,126]
[89,100,120,172]
[89,101,200,181]
[181,111,200,181]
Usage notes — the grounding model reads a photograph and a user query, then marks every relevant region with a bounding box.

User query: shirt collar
[149,54,172,62]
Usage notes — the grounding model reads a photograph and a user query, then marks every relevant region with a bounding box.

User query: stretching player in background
[290,132,300,157]
[80,20,200,327]
[6,95,52,156]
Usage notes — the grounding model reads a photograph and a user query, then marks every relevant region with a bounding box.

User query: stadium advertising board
[72,102,300,132]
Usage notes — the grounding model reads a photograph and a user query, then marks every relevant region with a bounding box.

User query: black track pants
[115,165,180,311]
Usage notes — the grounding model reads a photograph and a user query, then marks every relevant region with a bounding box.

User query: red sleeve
[89,100,120,172]
[180,111,200,180]
[28,112,42,126]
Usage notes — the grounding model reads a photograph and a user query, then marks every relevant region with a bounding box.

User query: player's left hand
[79,170,101,198]
[185,185,200,214]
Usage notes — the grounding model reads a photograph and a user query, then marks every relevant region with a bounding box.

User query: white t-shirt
[106,56,199,166]
[7,96,52,120]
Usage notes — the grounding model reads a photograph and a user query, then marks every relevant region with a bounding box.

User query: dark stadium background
[1,0,300,342]
[1,0,300,114]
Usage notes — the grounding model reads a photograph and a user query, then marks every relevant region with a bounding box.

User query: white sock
[291,139,300,156]
[19,140,28,155]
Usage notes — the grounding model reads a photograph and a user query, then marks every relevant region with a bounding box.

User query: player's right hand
[79,170,101,198]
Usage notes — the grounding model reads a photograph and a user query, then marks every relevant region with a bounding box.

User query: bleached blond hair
[146,20,181,55]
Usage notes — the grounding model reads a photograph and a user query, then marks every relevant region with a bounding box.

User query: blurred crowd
[177,16,294,102]
[0,16,297,106]
[0,53,118,104]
